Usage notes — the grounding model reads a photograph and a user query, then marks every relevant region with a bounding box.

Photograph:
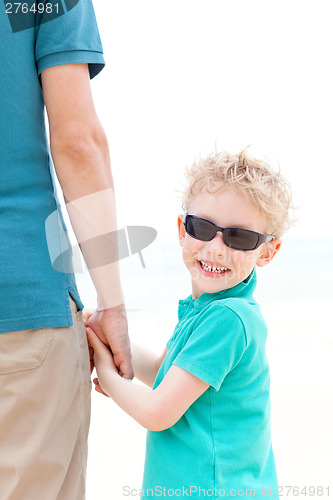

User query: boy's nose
[206,232,227,255]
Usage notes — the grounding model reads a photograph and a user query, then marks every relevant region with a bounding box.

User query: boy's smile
[198,259,230,275]
[197,260,230,278]
[178,189,281,299]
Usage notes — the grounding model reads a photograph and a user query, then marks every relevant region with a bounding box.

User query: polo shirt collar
[179,268,257,313]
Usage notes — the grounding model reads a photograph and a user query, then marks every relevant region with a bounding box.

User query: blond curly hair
[182,148,294,238]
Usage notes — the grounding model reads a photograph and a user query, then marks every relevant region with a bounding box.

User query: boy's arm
[87,329,209,431]
[130,343,167,388]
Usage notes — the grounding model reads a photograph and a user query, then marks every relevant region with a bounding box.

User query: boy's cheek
[235,251,259,267]
[182,240,201,258]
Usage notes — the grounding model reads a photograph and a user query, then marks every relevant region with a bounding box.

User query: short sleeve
[173,305,247,391]
[35,0,105,79]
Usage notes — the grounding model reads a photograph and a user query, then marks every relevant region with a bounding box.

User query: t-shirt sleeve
[35,0,105,79]
[173,304,247,391]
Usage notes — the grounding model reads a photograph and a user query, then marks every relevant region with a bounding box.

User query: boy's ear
[256,239,282,267]
[178,214,185,246]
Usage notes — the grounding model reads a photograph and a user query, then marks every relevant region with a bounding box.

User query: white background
[72,1,333,498]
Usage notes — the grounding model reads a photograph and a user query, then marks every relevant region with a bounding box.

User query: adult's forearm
[51,130,124,309]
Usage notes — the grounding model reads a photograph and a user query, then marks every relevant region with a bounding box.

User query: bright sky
[89,0,332,241]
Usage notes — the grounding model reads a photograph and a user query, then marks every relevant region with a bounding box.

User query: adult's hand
[83,306,133,380]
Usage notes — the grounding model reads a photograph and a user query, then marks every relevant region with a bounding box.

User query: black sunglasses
[183,214,275,251]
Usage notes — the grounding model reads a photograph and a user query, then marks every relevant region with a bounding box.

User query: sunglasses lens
[224,228,259,250]
[186,216,216,241]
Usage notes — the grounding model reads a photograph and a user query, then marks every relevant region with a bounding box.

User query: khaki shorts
[0,295,91,500]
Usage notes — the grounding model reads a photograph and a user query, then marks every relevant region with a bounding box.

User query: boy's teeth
[200,261,228,273]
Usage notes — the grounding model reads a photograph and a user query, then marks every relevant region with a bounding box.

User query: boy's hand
[86,326,118,397]
[83,310,95,374]
[86,326,117,371]
[92,377,108,397]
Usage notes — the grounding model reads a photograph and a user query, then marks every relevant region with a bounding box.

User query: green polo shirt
[143,270,278,498]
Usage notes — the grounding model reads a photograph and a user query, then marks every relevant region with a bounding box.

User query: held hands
[86,326,118,397]
[83,305,133,380]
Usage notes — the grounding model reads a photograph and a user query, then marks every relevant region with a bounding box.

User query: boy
[87,148,293,498]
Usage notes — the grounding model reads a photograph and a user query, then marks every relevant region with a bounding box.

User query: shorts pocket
[0,328,54,375]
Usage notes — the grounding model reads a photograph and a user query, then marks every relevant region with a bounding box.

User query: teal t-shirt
[143,270,278,498]
[0,0,104,333]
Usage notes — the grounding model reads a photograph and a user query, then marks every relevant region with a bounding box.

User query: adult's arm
[41,63,133,379]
